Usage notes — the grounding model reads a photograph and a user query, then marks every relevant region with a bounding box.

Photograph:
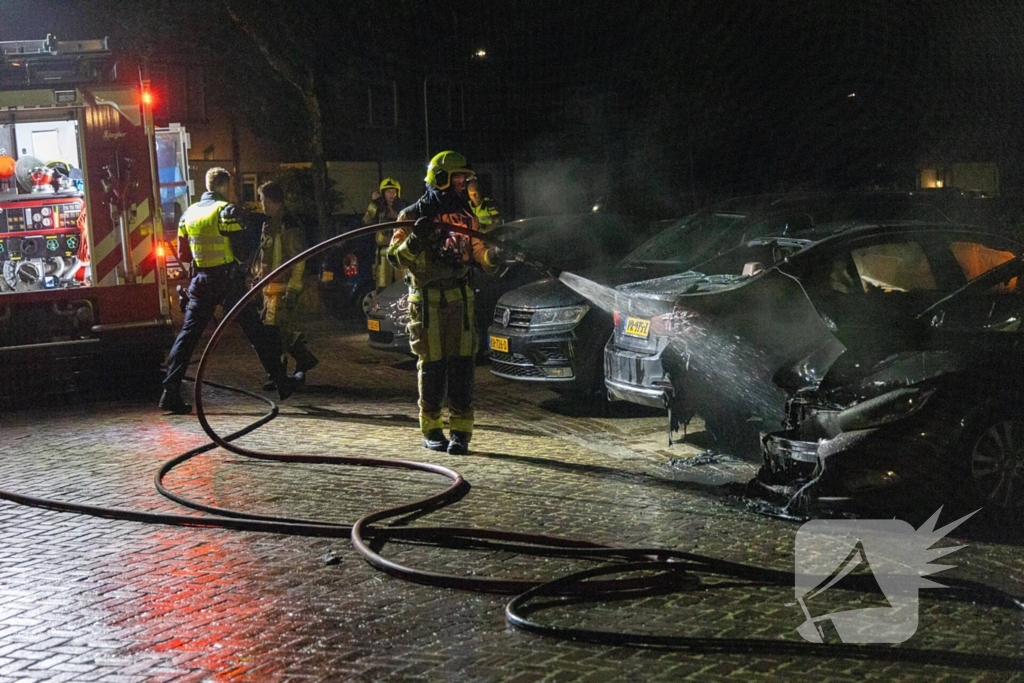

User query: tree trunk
[304,87,330,246]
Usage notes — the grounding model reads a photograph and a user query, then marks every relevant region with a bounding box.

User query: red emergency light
[141,89,154,106]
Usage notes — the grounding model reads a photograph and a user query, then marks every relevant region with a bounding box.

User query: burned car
[366,213,649,355]
[759,238,1024,515]
[602,222,1023,467]
[490,192,955,399]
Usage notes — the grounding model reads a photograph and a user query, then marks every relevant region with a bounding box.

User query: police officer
[387,151,504,454]
[363,177,408,290]
[253,180,318,388]
[158,167,294,414]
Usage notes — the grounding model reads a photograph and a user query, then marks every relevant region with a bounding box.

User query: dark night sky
[4,1,1024,201]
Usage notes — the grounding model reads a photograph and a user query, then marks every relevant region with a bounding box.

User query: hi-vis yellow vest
[178,199,241,268]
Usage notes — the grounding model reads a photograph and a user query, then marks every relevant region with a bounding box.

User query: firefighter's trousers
[374,245,401,290]
[163,264,286,389]
[407,280,477,436]
[261,292,318,372]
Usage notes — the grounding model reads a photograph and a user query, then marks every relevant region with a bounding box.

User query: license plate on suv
[624,317,650,339]
[367,318,381,332]
[490,335,509,353]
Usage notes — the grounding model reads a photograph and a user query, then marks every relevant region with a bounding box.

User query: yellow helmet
[424,150,474,190]
[379,177,401,197]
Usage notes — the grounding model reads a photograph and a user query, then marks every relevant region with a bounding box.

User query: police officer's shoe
[158,388,192,415]
[423,429,449,452]
[447,431,471,455]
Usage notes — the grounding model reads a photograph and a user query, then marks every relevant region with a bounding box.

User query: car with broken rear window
[755,232,1024,516]
[601,208,1008,457]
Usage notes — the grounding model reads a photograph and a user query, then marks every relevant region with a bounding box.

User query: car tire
[356,286,378,318]
[964,417,1024,511]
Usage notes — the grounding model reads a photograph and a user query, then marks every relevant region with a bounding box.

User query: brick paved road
[1,318,1022,682]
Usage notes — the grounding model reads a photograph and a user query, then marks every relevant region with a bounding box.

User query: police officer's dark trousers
[163,264,285,389]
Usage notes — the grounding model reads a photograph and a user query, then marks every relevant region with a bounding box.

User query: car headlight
[529,305,589,328]
[832,387,934,432]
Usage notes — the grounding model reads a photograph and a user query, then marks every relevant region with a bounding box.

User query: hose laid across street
[1,222,1022,668]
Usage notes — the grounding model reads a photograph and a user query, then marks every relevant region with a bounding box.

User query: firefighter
[467,178,502,231]
[159,168,295,414]
[387,151,507,454]
[253,181,319,389]
[363,177,408,290]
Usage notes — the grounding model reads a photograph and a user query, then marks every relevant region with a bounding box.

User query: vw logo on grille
[501,307,511,328]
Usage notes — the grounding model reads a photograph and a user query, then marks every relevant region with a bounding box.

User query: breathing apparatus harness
[0,220,1021,666]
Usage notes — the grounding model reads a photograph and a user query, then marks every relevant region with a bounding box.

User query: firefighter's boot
[447,431,471,455]
[262,375,277,391]
[159,386,192,415]
[423,429,449,452]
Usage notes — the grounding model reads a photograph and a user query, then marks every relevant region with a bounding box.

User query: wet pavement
[1,317,1022,682]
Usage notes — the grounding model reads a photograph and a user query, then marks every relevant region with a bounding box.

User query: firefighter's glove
[406,217,434,255]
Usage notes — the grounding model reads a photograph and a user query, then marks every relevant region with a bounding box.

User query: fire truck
[0,36,189,402]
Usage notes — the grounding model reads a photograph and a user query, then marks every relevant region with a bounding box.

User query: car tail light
[343,253,358,276]
[613,310,621,328]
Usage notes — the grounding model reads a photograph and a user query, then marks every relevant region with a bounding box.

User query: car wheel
[357,287,378,318]
[968,418,1024,510]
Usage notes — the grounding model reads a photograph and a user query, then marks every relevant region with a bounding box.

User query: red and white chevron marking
[90,199,156,286]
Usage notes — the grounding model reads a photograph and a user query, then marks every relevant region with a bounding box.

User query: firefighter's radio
[0,195,86,292]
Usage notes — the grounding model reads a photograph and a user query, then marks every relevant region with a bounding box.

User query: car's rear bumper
[602,343,672,407]
[604,377,670,408]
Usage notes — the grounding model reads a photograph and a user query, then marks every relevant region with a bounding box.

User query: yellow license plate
[490,335,509,353]
[321,270,334,282]
[624,317,651,339]
[367,318,380,332]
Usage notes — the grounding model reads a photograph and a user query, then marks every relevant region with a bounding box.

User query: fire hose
[0,220,1022,667]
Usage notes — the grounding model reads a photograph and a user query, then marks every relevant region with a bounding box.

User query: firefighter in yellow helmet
[363,177,408,290]
[467,178,502,232]
[388,151,505,454]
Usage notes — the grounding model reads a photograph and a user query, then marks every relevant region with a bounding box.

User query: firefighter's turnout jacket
[364,196,409,290]
[251,213,305,327]
[472,197,501,232]
[387,188,498,436]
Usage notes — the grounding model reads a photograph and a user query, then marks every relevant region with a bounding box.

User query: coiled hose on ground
[1,221,1022,668]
